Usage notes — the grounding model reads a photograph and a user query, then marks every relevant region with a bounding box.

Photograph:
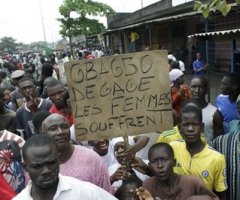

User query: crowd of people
[0,49,239,200]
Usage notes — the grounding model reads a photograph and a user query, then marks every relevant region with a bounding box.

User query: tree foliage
[194,0,240,18]
[58,0,115,39]
[0,37,18,53]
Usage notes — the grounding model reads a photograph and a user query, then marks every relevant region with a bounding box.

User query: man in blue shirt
[192,53,207,77]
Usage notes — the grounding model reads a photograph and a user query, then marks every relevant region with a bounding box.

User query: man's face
[149,147,174,181]
[47,84,66,108]
[19,80,37,99]
[196,53,201,60]
[176,75,184,85]
[90,139,109,156]
[3,90,11,102]
[190,78,207,99]
[43,115,70,150]
[24,144,59,190]
[179,112,203,144]
[220,76,232,95]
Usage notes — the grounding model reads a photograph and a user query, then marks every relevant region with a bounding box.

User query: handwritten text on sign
[64,50,172,141]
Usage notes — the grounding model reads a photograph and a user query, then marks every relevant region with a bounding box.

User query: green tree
[194,0,240,18]
[0,37,18,53]
[58,0,115,57]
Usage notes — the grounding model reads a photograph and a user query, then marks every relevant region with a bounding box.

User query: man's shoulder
[16,104,26,114]
[2,108,16,117]
[170,140,185,147]
[12,184,31,199]
[204,145,225,160]
[58,175,116,199]
[74,145,101,159]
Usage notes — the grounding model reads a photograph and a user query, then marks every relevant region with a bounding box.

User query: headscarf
[169,69,184,84]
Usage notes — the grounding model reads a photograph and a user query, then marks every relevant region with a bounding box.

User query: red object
[0,173,16,200]
[49,104,74,126]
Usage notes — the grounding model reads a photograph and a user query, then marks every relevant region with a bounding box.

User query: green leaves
[193,0,233,18]
[58,0,115,39]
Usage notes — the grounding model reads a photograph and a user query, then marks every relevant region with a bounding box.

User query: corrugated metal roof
[106,11,199,33]
[188,28,240,38]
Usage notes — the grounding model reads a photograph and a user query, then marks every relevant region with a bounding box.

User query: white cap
[11,70,25,79]
[169,69,184,82]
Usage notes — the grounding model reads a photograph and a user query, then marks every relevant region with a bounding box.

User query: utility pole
[39,0,47,46]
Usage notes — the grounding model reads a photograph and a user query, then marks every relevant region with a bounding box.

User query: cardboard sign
[64,50,172,141]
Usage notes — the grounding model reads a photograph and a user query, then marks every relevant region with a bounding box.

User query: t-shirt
[143,175,219,200]
[156,126,181,144]
[193,59,205,77]
[229,119,240,133]
[49,104,74,126]
[215,94,239,134]
[170,141,227,192]
[16,99,52,139]
[202,103,217,143]
[60,145,112,193]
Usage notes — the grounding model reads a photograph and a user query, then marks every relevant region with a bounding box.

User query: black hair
[179,104,202,123]
[223,73,240,101]
[191,77,208,89]
[41,62,53,78]
[22,134,56,162]
[114,176,142,199]
[170,60,180,70]
[148,142,174,161]
[180,99,202,111]
[32,111,51,133]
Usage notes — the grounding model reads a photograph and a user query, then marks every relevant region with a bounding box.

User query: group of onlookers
[0,51,239,200]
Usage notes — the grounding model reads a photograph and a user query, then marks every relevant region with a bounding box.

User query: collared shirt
[13,174,117,200]
[170,141,227,192]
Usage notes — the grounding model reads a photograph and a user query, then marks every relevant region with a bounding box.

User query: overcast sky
[0,0,191,44]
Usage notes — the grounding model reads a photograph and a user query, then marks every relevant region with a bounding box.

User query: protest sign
[64,50,172,141]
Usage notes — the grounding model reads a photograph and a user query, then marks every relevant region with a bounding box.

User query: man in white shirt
[13,134,117,200]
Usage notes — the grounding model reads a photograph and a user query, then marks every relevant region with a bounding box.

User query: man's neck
[58,143,74,164]
[195,98,208,109]
[186,140,205,157]
[158,173,180,188]
[31,180,58,200]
